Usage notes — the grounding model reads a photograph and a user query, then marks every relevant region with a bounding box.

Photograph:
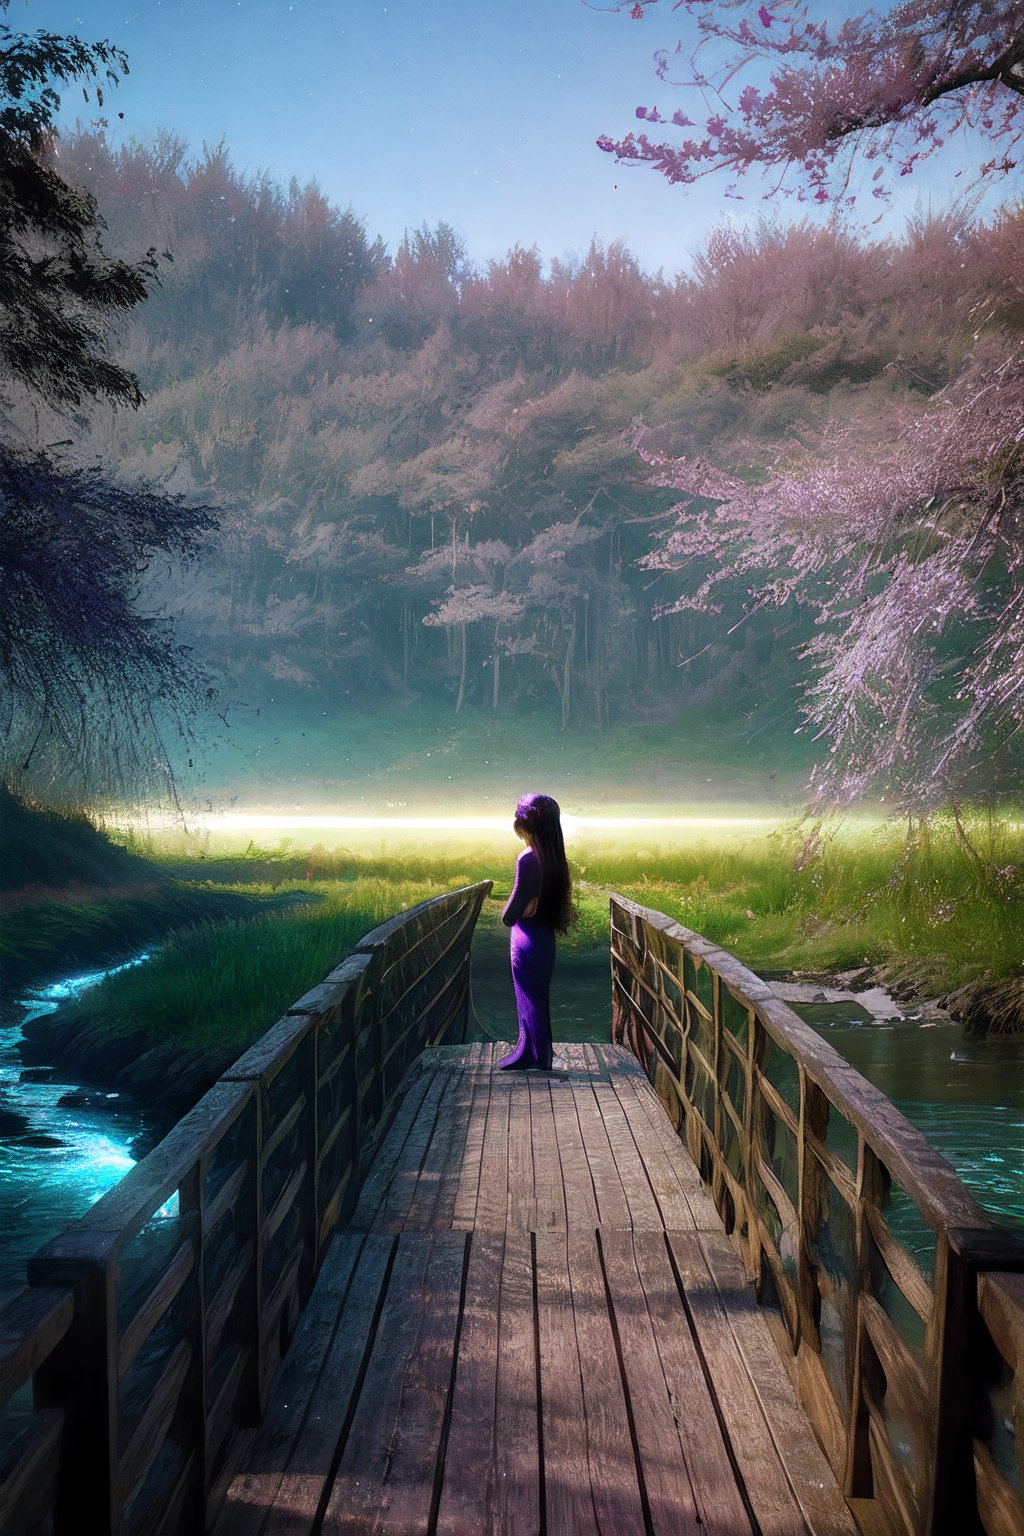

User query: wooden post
[710,969,726,1225]
[926,1226,1024,1536]
[29,1229,121,1535]
[797,1071,828,1354]
[742,1009,764,1285]
[301,1025,320,1301]
[845,1141,888,1499]
[178,1163,208,1532]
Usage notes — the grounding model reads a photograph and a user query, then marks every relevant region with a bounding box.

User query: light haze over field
[8,0,1020,826]
[35,0,992,274]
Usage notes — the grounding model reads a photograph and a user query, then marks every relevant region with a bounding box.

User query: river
[472,924,1024,1241]
[1,937,1021,1307]
[0,956,152,1306]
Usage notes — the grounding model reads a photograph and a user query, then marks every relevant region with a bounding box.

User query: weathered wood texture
[217,1042,857,1536]
[1,882,490,1536]
[973,1269,1024,1535]
[609,892,1024,1536]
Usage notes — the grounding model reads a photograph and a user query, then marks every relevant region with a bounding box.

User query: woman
[498,792,574,1071]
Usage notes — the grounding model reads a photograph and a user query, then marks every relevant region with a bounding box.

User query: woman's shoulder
[517,846,541,865]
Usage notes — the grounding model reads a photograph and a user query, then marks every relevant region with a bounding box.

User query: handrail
[609,892,1024,1536]
[0,880,490,1536]
[973,1271,1024,1536]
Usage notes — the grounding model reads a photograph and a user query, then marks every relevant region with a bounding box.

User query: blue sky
[25,0,1007,276]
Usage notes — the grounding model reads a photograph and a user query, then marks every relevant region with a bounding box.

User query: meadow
[47,806,1022,1066]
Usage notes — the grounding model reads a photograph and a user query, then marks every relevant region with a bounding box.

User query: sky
[23,0,1008,275]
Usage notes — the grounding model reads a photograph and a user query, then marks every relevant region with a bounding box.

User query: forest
[2,12,1024,1528]
[4,122,1021,806]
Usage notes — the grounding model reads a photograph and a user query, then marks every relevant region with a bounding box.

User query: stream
[1,934,1021,1308]
[472,922,1024,1243]
[0,956,152,1306]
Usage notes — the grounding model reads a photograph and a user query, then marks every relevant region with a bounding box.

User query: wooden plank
[404,1066,467,1231]
[660,1230,810,1535]
[599,1053,701,1231]
[322,1231,467,1535]
[475,1065,512,1234]
[569,1065,632,1230]
[566,1229,647,1535]
[505,1072,536,1235]
[597,1229,703,1536]
[452,1042,492,1231]
[118,1338,192,1502]
[973,1439,1024,1536]
[213,1232,389,1536]
[0,1411,62,1536]
[549,1069,600,1233]
[622,1228,754,1534]
[346,1060,434,1230]
[528,1076,567,1232]
[431,1050,482,1230]
[535,1229,601,1535]
[0,1286,74,1401]
[689,1229,860,1536]
[435,1230,503,1535]
[263,1234,394,1536]
[377,1062,454,1232]
[591,1078,664,1230]
[492,1232,541,1536]
[605,1050,722,1230]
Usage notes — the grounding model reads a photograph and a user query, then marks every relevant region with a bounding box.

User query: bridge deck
[215,1043,861,1536]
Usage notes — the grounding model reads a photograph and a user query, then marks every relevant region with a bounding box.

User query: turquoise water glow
[0,955,152,1304]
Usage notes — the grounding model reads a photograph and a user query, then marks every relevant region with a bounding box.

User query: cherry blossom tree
[632,335,1024,804]
[597,1,1024,208]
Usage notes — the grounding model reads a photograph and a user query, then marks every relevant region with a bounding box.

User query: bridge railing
[973,1271,1024,1536]
[610,892,1024,1536]
[0,880,490,1536]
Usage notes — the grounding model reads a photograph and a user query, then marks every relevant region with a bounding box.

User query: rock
[0,1107,32,1138]
[16,1133,67,1149]
[19,1067,54,1084]
[55,1089,118,1111]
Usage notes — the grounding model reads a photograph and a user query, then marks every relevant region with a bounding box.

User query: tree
[0,4,160,413]
[593,0,1024,803]
[0,5,215,792]
[631,334,1024,805]
[598,1,1023,208]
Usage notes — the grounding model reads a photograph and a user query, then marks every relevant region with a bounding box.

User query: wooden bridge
[2,883,1023,1536]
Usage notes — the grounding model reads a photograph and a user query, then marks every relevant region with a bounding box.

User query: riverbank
[0,787,263,994]
[17,876,474,1133]
[5,800,1022,1138]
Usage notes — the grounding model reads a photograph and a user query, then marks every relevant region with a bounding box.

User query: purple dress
[498,847,555,1071]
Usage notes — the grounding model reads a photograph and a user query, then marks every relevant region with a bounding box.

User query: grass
[28,806,1024,1075]
[582,812,1024,995]
[51,875,479,1058]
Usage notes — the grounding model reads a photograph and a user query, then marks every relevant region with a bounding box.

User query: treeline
[53,129,1024,729]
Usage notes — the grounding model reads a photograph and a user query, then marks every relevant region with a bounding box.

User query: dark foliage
[0,4,160,414]
[0,454,215,770]
[0,9,220,792]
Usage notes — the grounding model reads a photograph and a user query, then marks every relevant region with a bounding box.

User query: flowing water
[472,923,1024,1241]
[0,956,151,1306]
[782,992,1024,1236]
[2,930,1020,1308]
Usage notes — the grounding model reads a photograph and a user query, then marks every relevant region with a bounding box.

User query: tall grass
[54,876,475,1057]
[53,810,1024,1062]
[581,811,1023,991]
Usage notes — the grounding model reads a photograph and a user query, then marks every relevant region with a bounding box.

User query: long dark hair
[514,792,575,934]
